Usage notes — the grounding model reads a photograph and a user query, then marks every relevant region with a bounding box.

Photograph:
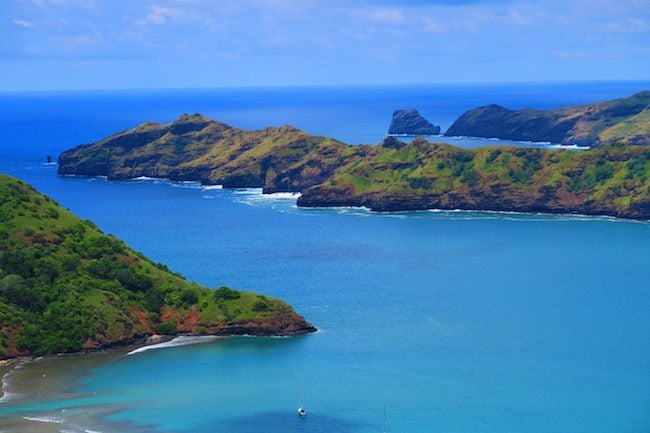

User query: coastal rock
[388,109,441,135]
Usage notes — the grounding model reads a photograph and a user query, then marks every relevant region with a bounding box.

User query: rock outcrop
[388,109,441,135]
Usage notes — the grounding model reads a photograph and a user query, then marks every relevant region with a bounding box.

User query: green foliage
[0,174,307,358]
[214,286,241,301]
[486,149,501,163]
[156,320,177,335]
[0,274,45,312]
[180,288,198,306]
[253,300,270,312]
[87,258,153,292]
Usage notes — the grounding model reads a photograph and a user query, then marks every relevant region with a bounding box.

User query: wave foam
[130,176,159,181]
[127,336,222,355]
[202,185,223,190]
[264,192,302,199]
[23,416,64,424]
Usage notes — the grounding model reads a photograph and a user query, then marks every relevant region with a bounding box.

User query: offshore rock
[388,109,441,135]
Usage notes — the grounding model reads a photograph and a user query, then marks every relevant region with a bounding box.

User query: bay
[1,82,650,433]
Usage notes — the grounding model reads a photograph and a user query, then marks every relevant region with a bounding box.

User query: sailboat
[297,395,307,417]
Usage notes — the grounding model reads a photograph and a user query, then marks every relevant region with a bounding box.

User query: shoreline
[299,202,650,224]
[57,172,650,223]
[0,357,31,401]
[0,329,315,400]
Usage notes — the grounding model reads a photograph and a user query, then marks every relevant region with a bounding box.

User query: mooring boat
[298,395,307,417]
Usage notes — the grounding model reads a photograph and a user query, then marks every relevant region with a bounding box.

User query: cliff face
[298,138,650,219]
[0,175,315,359]
[388,109,441,135]
[445,91,650,147]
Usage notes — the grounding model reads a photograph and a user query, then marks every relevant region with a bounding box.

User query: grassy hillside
[0,175,314,358]
[298,138,650,218]
[445,91,650,147]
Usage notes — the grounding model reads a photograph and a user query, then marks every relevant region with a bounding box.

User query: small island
[0,174,315,359]
[388,109,441,135]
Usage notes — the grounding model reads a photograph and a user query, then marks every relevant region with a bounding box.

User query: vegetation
[57,92,650,219]
[0,175,314,359]
[298,138,650,218]
[445,91,650,147]
[57,114,356,193]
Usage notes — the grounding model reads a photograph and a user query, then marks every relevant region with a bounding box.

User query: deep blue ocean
[1,82,650,433]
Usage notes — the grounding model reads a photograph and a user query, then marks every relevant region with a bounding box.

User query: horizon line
[2,78,650,95]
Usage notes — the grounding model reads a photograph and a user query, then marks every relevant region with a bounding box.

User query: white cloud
[422,17,446,33]
[602,18,648,33]
[357,8,405,25]
[142,6,175,25]
[14,19,34,28]
[135,4,216,29]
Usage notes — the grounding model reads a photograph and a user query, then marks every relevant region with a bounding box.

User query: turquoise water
[1,83,650,432]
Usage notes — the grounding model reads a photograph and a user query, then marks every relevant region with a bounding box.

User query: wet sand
[0,336,224,433]
[0,348,134,433]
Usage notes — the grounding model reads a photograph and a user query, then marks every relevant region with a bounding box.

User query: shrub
[181,288,198,306]
[214,286,241,301]
[252,300,269,312]
[156,321,177,335]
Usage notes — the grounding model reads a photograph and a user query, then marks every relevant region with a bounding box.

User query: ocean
[1,81,650,433]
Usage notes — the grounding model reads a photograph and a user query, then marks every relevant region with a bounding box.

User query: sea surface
[1,82,650,433]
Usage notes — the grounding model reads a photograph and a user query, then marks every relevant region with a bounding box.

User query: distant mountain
[388,109,440,135]
[0,174,314,359]
[445,91,650,147]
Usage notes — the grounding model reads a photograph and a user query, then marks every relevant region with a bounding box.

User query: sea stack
[388,109,441,135]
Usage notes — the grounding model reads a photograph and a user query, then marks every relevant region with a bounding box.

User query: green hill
[445,91,650,147]
[0,174,315,359]
[57,113,360,193]
[298,138,650,218]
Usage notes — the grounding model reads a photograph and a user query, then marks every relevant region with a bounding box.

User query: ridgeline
[0,174,315,359]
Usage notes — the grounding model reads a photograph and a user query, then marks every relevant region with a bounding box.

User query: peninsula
[0,174,315,359]
[58,92,650,220]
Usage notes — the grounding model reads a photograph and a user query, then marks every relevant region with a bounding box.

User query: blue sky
[1,0,649,90]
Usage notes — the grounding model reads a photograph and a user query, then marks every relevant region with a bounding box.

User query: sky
[1,0,649,90]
